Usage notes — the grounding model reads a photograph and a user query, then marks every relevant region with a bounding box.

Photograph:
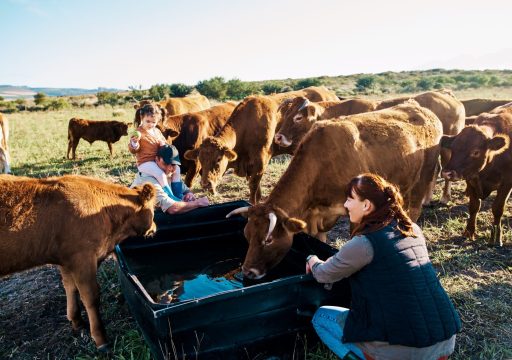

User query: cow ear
[306,105,319,121]
[224,149,238,161]
[184,148,199,160]
[282,217,307,233]
[488,134,510,154]
[139,184,156,204]
[440,135,455,149]
[167,129,179,138]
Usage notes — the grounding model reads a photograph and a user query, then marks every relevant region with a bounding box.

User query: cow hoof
[71,318,86,331]
[97,343,111,354]
[462,229,475,240]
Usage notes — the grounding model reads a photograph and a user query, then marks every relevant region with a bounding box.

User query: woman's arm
[307,235,374,283]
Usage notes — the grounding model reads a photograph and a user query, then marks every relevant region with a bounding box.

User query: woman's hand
[306,255,319,274]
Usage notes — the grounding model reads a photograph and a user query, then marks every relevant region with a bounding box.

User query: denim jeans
[312,306,366,359]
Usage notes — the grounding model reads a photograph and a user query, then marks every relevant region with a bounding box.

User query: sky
[1,0,511,90]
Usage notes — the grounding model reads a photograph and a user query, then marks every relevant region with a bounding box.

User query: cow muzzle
[242,266,266,280]
[201,180,217,195]
[441,170,461,181]
[274,133,292,147]
[145,221,157,237]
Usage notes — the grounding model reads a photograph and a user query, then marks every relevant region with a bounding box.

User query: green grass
[1,95,511,359]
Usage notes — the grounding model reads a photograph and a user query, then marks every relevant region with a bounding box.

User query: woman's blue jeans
[312,306,366,359]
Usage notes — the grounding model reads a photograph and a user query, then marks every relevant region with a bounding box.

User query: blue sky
[1,0,511,89]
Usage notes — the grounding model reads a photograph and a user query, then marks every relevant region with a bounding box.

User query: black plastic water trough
[115,200,350,359]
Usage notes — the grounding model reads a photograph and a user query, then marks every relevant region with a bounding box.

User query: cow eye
[471,149,481,157]
[293,114,303,123]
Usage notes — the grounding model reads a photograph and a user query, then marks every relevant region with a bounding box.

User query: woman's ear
[363,199,374,214]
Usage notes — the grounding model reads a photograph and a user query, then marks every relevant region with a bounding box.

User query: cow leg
[439,148,452,204]
[248,173,263,204]
[70,257,108,350]
[71,139,80,160]
[490,185,512,246]
[67,138,73,159]
[184,161,200,188]
[464,185,481,240]
[107,142,113,157]
[60,266,86,331]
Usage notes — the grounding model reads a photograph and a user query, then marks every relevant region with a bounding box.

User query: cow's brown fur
[184,87,338,203]
[441,109,512,246]
[0,113,10,174]
[274,97,377,153]
[462,98,512,116]
[237,101,443,278]
[0,174,156,349]
[67,118,129,160]
[376,90,466,204]
[159,94,211,117]
[163,102,236,186]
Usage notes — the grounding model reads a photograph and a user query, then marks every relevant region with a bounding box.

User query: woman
[306,173,461,360]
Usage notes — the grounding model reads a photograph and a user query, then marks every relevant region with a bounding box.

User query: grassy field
[0,91,511,360]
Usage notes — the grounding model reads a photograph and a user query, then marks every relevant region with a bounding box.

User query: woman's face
[344,189,372,224]
[141,114,158,130]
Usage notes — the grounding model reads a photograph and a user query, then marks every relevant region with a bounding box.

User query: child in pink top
[129,103,180,200]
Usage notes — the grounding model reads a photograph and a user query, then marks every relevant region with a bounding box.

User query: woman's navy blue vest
[343,223,461,347]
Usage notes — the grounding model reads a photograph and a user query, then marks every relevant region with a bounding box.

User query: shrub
[148,84,168,101]
[34,92,48,106]
[294,78,322,90]
[128,86,147,102]
[112,109,126,117]
[44,98,69,111]
[196,77,227,100]
[262,82,282,95]
[355,76,377,92]
[417,78,434,91]
[226,78,259,100]
[169,83,193,97]
[97,91,122,106]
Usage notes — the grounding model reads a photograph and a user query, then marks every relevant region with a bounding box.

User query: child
[129,103,180,201]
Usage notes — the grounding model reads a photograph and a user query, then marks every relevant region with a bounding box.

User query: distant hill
[0,85,122,100]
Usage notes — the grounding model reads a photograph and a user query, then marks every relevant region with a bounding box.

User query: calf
[441,110,512,246]
[0,174,156,350]
[163,102,237,187]
[0,113,10,173]
[67,118,129,159]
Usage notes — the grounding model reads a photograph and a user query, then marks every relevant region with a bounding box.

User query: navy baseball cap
[157,144,181,165]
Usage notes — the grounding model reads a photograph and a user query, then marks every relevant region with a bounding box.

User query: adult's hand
[183,192,196,202]
[195,196,209,207]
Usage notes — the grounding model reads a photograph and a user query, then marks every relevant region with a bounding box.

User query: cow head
[126,183,157,238]
[226,204,306,279]
[184,137,236,194]
[441,126,510,181]
[274,97,319,152]
[0,147,10,174]
[116,122,129,137]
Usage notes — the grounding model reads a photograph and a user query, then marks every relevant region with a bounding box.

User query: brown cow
[274,97,377,152]
[0,174,156,350]
[376,89,466,204]
[462,98,512,116]
[183,87,338,204]
[226,101,442,278]
[0,113,10,174]
[441,110,512,246]
[163,102,237,187]
[159,94,211,116]
[67,118,129,160]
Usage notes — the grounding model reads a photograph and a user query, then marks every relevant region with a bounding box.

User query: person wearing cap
[131,144,209,214]
[128,102,180,200]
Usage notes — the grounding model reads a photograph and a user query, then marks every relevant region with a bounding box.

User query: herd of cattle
[0,87,511,351]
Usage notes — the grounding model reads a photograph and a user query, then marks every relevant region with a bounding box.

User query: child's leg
[138,161,169,188]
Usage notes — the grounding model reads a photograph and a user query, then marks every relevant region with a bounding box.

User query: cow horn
[226,206,250,218]
[266,212,277,241]
[298,99,310,111]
